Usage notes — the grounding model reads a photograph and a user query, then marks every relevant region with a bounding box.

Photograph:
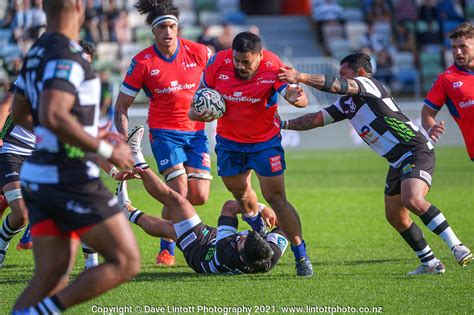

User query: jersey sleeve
[322,98,346,124]
[424,75,446,111]
[120,58,145,97]
[215,215,238,243]
[202,53,218,89]
[353,76,383,98]
[42,58,86,95]
[272,54,289,93]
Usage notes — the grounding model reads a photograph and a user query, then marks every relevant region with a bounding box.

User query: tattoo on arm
[301,74,360,95]
[286,112,324,131]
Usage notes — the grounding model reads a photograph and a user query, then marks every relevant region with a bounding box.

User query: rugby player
[278,52,472,274]
[11,1,139,313]
[189,31,313,277]
[114,0,213,266]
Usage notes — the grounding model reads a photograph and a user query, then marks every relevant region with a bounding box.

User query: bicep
[421,104,438,119]
[39,89,75,127]
[115,92,135,112]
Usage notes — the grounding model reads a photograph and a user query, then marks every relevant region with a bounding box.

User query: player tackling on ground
[278,52,472,275]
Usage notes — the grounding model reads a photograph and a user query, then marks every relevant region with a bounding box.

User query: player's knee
[401,197,425,215]
[119,249,141,281]
[189,192,208,205]
[263,194,286,211]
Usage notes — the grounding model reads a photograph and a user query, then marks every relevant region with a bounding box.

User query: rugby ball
[191,88,226,119]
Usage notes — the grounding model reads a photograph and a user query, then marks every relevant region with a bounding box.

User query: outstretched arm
[280,111,325,131]
[114,92,135,137]
[278,67,360,96]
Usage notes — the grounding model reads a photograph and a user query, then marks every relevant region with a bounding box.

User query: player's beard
[234,68,253,80]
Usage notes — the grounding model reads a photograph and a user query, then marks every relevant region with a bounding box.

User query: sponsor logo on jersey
[269,155,282,172]
[419,170,432,185]
[54,60,73,80]
[221,92,261,103]
[358,126,379,144]
[402,163,415,174]
[183,62,197,69]
[265,61,273,68]
[160,159,170,166]
[144,54,152,59]
[150,69,160,76]
[5,172,19,178]
[127,60,136,75]
[224,58,231,64]
[179,232,197,250]
[459,99,474,108]
[257,78,276,85]
[453,81,463,88]
[344,98,357,113]
[218,74,229,81]
[154,82,196,94]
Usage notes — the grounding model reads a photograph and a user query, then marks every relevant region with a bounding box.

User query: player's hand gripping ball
[191,88,226,119]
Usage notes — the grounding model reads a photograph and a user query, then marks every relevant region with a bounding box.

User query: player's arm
[278,67,360,96]
[280,111,325,131]
[114,92,135,137]
[421,105,445,142]
[0,92,13,146]
[188,75,217,122]
[11,92,33,131]
[40,89,133,170]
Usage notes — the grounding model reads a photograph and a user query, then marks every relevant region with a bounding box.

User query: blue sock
[291,240,307,261]
[20,224,32,243]
[243,212,264,232]
[160,239,175,256]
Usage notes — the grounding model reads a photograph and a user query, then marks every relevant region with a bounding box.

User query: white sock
[439,227,461,249]
[84,253,99,269]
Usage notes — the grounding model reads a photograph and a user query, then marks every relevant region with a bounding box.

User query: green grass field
[0,146,472,314]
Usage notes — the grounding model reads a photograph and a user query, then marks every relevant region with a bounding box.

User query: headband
[151,15,178,28]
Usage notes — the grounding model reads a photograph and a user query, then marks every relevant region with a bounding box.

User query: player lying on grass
[117,126,288,274]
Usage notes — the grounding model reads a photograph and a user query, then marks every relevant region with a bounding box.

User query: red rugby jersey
[424,64,474,159]
[121,38,210,131]
[203,49,288,143]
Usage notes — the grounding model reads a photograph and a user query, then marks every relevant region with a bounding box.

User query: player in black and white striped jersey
[10,1,139,314]
[0,82,36,264]
[279,52,472,275]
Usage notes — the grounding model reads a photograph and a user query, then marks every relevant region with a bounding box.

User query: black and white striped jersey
[0,83,36,156]
[15,32,101,184]
[323,76,433,168]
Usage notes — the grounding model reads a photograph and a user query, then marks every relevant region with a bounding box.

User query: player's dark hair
[340,52,373,75]
[134,0,179,26]
[232,32,262,53]
[43,0,74,17]
[79,40,96,60]
[450,22,474,40]
[241,231,274,270]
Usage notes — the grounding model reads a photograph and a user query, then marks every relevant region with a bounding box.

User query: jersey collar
[153,39,180,63]
[454,64,474,75]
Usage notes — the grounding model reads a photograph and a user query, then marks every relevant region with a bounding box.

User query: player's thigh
[32,235,79,279]
[3,180,28,216]
[257,173,286,201]
[162,163,188,195]
[215,148,248,177]
[185,166,211,198]
[221,171,253,195]
[80,213,139,264]
[149,129,187,173]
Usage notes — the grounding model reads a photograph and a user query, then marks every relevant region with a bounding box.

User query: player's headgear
[232,32,262,54]
[240,231,274,270]
[340,52,373,75]
[134,0,179,29]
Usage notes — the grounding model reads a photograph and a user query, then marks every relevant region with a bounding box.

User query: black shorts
[385,149,435,196]
[0,153,27,187]
[176,222,217,273]
[22,179,121,232]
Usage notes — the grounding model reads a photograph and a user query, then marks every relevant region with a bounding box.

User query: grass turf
[0,146,472,314]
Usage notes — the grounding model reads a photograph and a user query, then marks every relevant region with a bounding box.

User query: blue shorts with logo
[149,129,211,173]
[215,134,285,177]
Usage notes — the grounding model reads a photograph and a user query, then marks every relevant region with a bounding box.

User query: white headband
[151,15,178,29]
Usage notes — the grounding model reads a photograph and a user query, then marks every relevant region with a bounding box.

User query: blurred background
[0,0,469,155]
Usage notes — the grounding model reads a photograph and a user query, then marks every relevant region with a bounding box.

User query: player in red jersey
[114,0,212,266]
[422,22,474,161]
[190,32,314,277]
